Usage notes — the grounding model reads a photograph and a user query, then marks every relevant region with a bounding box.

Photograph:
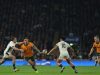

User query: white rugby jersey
[4,41,16,54]
[56,41,70,54]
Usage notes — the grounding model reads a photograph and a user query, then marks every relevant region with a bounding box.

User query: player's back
[56,41,70,54]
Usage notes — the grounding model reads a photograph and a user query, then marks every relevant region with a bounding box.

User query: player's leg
[57,56,65,73]
[0,53,9,65]
[10,55,18,72]
[0,57,6,65]
[98,56,100,66]
[99,56,100,66]
[95,53,100,66]
[95,56,98,66]
[28,59,38,72]
[26,57,38,72]
[65,57,78,73]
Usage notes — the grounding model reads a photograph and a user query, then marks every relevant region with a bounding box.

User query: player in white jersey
[0,37,23,72]
[47,36,78,73]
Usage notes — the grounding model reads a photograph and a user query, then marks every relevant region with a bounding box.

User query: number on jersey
[62,43,66,48]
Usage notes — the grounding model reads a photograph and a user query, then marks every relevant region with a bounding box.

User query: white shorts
[58,52,70,60]
[3,52,13,58]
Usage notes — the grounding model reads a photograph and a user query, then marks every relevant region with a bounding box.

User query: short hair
[24,37,29,41]
[11,36,16,41]
[60,36,66,40]
[24,38,29,41]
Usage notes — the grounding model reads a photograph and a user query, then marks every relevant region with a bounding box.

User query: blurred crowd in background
[0,0,100,59]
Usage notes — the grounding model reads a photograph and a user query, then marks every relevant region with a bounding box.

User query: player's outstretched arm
[68,47,76,57]
[16,42,24,45]
[47,45,57,55]
[12,46,24,52]
[33,44,41,53]
[88,47,94,57]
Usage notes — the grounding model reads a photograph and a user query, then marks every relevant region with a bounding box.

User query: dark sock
[32,65,37,71]
[72,66,76,70]
[59,64,63,68]
[72,66,78,73]
[95,61,98,66]
[13,64,16,70]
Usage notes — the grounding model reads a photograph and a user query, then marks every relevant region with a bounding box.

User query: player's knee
[31,62,35,66]
[31,64,35,66]
[28,61,35,65]
[66,59,70,64]
[12,56,16,59]
[57,63,61,65]
[0,60,5,64]
[57,59,62,63]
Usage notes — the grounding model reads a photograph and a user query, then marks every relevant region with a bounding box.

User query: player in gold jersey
[89,35,100,66]
[20,38,40,73]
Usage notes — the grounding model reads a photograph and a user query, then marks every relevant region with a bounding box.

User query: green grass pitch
[0,66,100,75]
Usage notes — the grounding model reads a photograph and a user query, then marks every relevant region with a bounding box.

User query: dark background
[0,0,100,59]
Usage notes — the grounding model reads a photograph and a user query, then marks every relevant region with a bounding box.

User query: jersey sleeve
[56,42,60,46]
[66,43,71,48]
[9,41,15,48]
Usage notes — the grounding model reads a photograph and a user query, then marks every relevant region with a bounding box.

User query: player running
[47,36,78,73]
[20,38,41,73]
[89,35,100,66]
[0,37,23,72]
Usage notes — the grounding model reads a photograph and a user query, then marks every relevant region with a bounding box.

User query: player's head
[94,35,100,43]
[60,36,66,41]
[11,37,17,43]
[23,38,29,45]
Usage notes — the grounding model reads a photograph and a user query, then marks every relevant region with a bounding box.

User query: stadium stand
[0,0,100,59]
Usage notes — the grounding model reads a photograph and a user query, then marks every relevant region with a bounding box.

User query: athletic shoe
[60,67,65,73]
[13,68,19,72]
[74,70,78,73]
[35,70,39,73]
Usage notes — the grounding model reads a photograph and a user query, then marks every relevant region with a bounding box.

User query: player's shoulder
[64,41,70,46]
[61,41,68,44]
[57,41,61,44]
[56,41,61,45]
[7,41,15,47]
[56,41,65,45]
[29,42,33,46]
[64,41,69,44]
[9,41,14,45]
[9,41,13,43]
[29,42,33,44]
